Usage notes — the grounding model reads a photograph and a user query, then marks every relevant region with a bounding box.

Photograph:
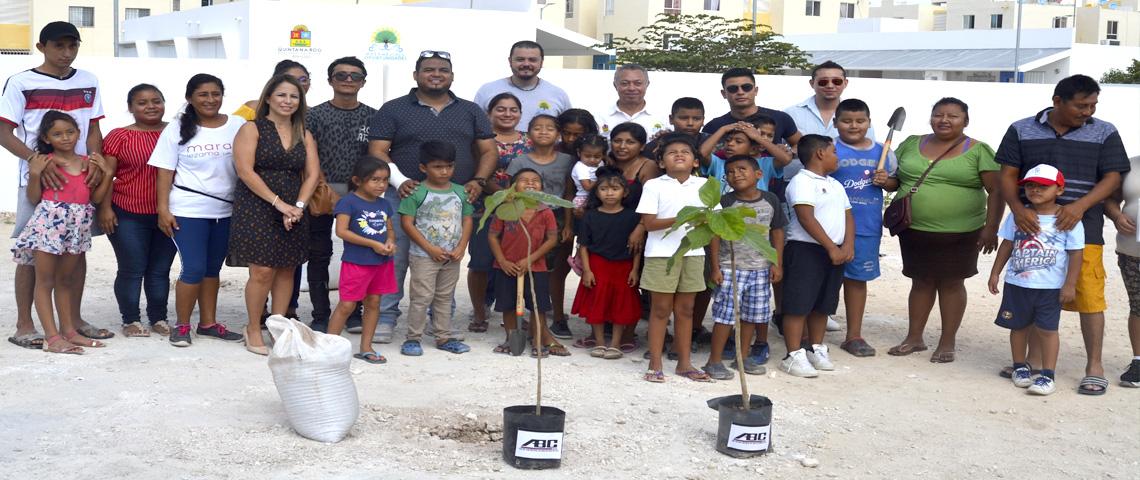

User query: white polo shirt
[637,174,711,258]
[595,102,667,139]
[786,168,851,246]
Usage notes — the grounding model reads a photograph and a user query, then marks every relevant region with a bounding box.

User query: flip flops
[43,335,83,355]
[76,324,115,340]
[603,347,623,360]
[1078,375,1108,396]
[887,342,928,356]
[840,337,876,357]
[354,351,387,364]
[64,330,105,348]
[122,322,150,338]
[678,370,714,383]
[929,350,956,363]
[8,333,44,350]
[590,346,607,358]
[644,369,665,383]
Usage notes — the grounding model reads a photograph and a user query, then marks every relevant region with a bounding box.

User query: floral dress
[12,162,95,265]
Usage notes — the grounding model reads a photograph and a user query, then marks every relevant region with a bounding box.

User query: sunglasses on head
[725,83,755,94]
[815,78,844,87]
[332,72,366,82]
[292,75,310,85]
[419,50,452,60]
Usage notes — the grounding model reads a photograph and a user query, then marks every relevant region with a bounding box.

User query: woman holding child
[887,97,1003,364]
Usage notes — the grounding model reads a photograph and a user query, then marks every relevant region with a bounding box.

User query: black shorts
[468,213,494,272]
[995,283,1061,331]
[780,241,844,316]
[493,269,552,313]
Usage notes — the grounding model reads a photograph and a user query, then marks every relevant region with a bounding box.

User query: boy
[700,117,792,194]
[780,134,854,378]
[643,97,708,159]
[831,99,898,357]
[398,141,474,356]
[988,165,1083,396]
[703,155,787,379]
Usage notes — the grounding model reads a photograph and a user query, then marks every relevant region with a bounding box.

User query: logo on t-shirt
[1011,233,1058,274]
[356,209,388,237]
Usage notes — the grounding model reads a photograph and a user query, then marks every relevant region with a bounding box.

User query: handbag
[883,136,967,236]
[308,172,340,216]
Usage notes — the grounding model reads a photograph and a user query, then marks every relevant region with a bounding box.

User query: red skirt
[571,253,642,325]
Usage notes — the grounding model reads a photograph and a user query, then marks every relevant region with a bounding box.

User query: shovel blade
[887,107,906,131]
[509,328,527,356]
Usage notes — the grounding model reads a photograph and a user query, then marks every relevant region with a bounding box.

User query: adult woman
[467,92,532,332]
[235,60,311,121]
[228,74,319,355]
[887,97,1002,363]
[99,84,177,338]
[1105,155,1140,388]
[149,74,246,348]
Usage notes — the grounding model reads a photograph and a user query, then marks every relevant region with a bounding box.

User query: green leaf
[708,210,746,241]
[665,236,691,275]
[686,224,714,249]
[519,190,574,209]
[495,200,524,222]
[721,205,756,219]
[740,225,778,264]
[478,189,511,232]
[664,206,707,238]
[699,177,721,208]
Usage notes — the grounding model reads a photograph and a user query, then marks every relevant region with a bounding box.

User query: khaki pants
[407,255,461,342]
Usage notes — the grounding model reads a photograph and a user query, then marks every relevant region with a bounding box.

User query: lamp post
[1012,0,1024,83]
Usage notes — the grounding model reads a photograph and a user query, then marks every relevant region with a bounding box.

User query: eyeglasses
[815,78,844,87]
[419,50,452,60]
[725,83,755,94]
[293,75,311,85]
[332,72,366,82]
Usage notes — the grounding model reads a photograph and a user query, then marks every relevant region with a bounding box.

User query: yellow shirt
[233,103,257,121]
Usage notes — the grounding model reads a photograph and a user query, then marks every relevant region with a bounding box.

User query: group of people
[5,22,1139,396]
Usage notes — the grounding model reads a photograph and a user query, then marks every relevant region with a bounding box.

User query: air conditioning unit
[1099,39,1121,45]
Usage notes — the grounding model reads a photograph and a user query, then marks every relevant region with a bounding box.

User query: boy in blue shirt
[831,99,898,357]
[988,164,1083,396]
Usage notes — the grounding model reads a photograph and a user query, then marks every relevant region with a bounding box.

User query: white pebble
[801,457,820,468]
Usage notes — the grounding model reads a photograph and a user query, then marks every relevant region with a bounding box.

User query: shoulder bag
[883,136,967,236]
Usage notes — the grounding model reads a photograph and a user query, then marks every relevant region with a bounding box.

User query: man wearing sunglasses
[702,68,800,148]
[473,40,571,127]
[367,50,498,340]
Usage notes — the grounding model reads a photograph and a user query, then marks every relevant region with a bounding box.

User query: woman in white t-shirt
[149,73,246,348]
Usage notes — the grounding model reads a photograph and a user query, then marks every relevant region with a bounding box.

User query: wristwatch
[295,201,306,209]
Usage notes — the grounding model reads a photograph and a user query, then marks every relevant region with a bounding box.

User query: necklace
[509,77,540,92]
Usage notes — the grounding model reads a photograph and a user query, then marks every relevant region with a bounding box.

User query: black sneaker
[196,323,244,342]
[309,320,329,333]
[550,320,573,339]
[1122,359,1140,388]
[169,323,192,347]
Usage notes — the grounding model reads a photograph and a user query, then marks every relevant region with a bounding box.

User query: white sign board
[726,423,771,452]
[514,430,564,460]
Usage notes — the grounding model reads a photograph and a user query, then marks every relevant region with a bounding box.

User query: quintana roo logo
[365,27,407,62]
[290,25,312,48]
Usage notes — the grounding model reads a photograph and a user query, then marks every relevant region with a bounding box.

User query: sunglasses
[815,78,844,87]
[332,72,366,82]
[725,83,755,94]
[419,50,452,60]
[293,75,310,85]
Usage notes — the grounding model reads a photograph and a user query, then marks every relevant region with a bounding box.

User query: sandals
[929,350,956,363]
[436,339,471,354]
[840,337,876,357]
[493,343,511,354]
[8,333,44,349]
[590,345,607,358]
[644,369,666,383]
[677,369,714,383]
[122,322,151,338]
[1078,375,1108,396]
[467,320,489,333]
[353,351,387,364]
[603,347,623,360]
[547,343,571,357]
[64,330,105,348]
[572,336,597,349]
[530,346,550,358]
[619,340,638,354]
[887,342,928,356]
[44,335,83,355]
[76,324,115,340]
[150,321,172,336]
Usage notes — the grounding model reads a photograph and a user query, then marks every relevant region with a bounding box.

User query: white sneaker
[826,316,842,332]
[373,323,394,343]
[779,349,819,378]
[1027,376,1056,396]
[806,344,835,371]
[1011,367,1034,388]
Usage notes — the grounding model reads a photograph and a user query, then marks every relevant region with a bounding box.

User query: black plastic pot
[502,405,566,469]
[706,395,773,458]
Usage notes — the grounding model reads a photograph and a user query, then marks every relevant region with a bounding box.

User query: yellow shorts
[1062,244,1106,313]
[641,256,706,293]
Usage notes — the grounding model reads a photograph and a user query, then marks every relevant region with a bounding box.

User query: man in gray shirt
[473,40,571,128]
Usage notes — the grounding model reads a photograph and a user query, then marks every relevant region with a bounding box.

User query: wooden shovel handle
[875,129,896,171]
[516,274,525,317]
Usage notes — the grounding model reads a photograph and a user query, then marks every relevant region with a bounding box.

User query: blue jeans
[172,216,231,284]
[108,205,177,325]
[379,188,456,327]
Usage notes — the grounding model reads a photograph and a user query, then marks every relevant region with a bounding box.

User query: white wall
[1,57,1137,212]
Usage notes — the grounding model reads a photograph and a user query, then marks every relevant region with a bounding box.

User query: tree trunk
[730,242,751,410]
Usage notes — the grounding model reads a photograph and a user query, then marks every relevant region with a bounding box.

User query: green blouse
[893,135,999,233]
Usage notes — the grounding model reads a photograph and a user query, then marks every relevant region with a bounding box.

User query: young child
[326,156,396,364]
[701,117,791,193]
[988,165,1083,396]
[831,99,899,358]
[644,97,708,159]
[398,140,474,356]
[12,110,113,354]
[703,155,787,379]
[489,168,567,356]
[779,134,854,378]
[571,167,642,359]
[570,134,607,210]
[638,133,713,383]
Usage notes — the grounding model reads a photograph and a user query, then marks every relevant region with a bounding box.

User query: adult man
[703,68,799,145]
[0,21,111,349]
[995,74,1130,396]
[304,56,376,333]
[473,40,571,127]
[595,64,667,138]
[367,51,497,342]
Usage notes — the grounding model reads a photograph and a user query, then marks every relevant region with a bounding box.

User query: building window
[603,33,614,47]
[1052,16,1068,28]
[805,0,821,16]
[839,2,855,18]
[962,15,975,29]
[201,0,213,6]
[565,0,574,18]
[125,8,150,20]
[172,0,181,11]
[1107,20,1119,40]
[990,14,1003,28]
[665,0,681,15]
[663,33,680,49]
[704,0,720,10]
[68,6,94,27]
[604,0,615,16]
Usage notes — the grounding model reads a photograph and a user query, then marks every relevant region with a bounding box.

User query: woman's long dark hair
[179,74,224,146]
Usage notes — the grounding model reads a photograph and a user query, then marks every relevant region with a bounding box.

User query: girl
[555,108,599,157]
[571,167,641,360]
[489,169,566,357]
[570,134,607,210]
[637,134,712,383]
[99,84,177,338]
[326,156,396,364]
[507,115,577,341]
[12,111,114,354]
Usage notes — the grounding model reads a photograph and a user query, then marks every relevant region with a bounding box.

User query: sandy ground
[1,217,1138,480]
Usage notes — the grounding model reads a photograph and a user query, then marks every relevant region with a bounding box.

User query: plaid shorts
[711,268,772,325]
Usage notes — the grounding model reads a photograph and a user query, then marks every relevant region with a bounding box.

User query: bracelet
[271,195,280,207]
[25,152,36,162]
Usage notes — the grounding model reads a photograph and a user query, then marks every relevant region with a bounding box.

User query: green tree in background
[605,13,811,74]
[1101,59,1140,84]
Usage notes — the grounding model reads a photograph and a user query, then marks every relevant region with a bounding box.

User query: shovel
[508,274,528,356]
[875,107,906,171]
